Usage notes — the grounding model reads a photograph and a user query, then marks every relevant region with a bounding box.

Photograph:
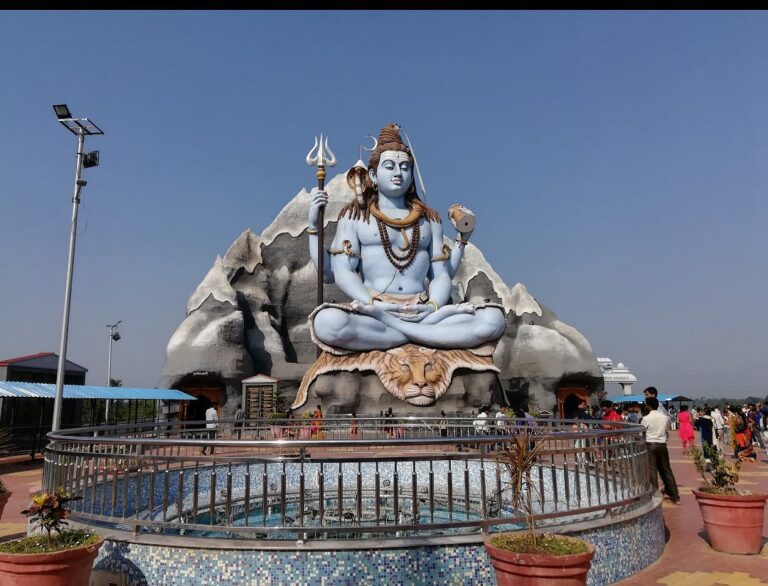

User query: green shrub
[690,445,740,495]
[21,487,82,538]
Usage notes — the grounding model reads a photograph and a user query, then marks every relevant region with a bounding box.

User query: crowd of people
[584,395,768,460]
[204,393,767,475]
[555,387,768,507]
[683,402,767,462]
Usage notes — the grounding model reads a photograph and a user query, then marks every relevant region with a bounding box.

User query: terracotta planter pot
[0,491,12,521]
[483,534,595,586]
[693,489,767,554]
[0,538,103,586]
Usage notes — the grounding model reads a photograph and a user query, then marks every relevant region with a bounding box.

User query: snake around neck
[369,201,422,228]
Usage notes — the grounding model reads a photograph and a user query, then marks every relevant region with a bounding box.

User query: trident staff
[305,134,337,310]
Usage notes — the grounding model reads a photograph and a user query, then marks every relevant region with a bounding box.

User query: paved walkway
[0,438,766,585]
[616,434,768,586]
[0,456,43,540]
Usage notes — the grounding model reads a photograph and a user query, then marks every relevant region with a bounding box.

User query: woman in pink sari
[677,405,695,452]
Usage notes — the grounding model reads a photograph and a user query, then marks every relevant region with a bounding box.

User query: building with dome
[597,357,637,395]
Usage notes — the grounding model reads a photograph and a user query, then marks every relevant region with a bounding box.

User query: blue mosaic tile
[92,502,665,585]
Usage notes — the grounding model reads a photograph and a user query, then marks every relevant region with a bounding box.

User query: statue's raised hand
[448,204,476,241]
[308,189,328,230]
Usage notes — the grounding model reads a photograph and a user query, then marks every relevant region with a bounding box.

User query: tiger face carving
[293,343,499,409]
[381,347,445,406]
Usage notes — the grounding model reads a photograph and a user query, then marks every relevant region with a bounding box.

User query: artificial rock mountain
[161,168,602,418]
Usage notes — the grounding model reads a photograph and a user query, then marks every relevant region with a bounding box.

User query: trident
[306,134,337,312]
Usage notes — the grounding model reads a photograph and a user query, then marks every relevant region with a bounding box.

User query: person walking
[495,405,507,436]
[439,410,448,438]
[234,402,245,440]
[711,405,725,451]
[642,397,680,504]
[311,405,324,440]
[573,400,590,464]
[696,408,715,449]
[473,406,490,450]
[201,401,219,456]
[473,406,489,434]
[677,405,695,453]
[383,407,395,438]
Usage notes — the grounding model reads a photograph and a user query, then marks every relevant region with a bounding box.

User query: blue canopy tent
[0,382,196,457]
[607,394,674,404]
[0,382,195,401]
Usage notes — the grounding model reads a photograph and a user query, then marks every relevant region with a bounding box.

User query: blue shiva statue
[306,123,506,355]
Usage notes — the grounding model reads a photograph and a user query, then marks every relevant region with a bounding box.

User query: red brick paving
[616,434,768,585]
[0,458,43,539]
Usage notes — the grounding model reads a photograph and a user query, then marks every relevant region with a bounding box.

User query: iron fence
[44,417,652,543]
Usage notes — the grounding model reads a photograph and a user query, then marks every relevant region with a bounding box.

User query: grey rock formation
[161,169,602,417]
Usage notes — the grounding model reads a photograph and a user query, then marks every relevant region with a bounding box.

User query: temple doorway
[557,386,589,418]
[175,372,224,422]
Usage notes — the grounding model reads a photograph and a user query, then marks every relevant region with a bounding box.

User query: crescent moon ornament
[362,134,378,152]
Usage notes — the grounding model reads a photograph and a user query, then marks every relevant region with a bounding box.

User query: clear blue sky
[1,11,766,399]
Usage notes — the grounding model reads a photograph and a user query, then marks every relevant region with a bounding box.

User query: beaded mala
[376,218,421,271]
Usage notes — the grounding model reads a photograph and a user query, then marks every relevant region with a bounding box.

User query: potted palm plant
[0,487,103,585]
[690,445,767,554]
[483,426,595,585]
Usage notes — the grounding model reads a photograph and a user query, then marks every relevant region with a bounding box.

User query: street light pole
[51,105,104,432]
[105,321,121,423]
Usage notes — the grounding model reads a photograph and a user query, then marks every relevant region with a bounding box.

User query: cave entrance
[175,371,224,423]
[557,386,589,419]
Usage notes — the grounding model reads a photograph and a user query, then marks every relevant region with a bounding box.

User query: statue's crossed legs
[312,300,506,353]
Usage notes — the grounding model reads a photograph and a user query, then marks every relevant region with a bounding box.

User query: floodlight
[53,104,72,119]
[83,151,100,168]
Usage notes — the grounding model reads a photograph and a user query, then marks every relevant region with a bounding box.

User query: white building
[597,358,637,396]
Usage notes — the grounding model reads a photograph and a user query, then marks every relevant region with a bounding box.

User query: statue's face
[370,150,413,198]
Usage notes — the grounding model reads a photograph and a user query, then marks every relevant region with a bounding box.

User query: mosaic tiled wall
[92,502,665,586]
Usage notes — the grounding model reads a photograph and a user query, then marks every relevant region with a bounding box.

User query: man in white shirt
[495,405,507,434]
[202,402,219,455]
[474,406,489,434]
[711,405,725,451]
[641,397,680,504]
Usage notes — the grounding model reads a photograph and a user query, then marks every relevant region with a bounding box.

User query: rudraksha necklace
[376,218,421,271]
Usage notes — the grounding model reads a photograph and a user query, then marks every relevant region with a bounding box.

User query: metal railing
[44,417,652,544]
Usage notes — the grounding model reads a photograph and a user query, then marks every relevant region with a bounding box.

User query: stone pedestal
[296,369,504,416]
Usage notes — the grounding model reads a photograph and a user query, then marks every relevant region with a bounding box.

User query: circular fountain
[45,417,664,585]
